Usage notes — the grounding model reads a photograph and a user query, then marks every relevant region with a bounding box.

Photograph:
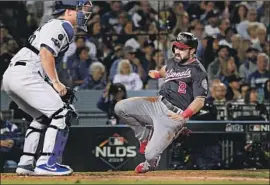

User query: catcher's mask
[52,0,93,32]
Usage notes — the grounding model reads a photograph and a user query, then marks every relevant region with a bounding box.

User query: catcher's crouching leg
[35,106,75,176]
[16,116,50,175]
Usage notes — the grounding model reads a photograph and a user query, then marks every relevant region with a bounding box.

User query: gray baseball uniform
[115,57,208,168]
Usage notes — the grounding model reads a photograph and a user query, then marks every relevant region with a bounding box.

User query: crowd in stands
[1,1,269,104]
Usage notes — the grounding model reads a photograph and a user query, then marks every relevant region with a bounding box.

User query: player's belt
[160,96,183,114]
[14,61,26,66]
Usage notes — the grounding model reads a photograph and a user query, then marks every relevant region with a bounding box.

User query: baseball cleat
[139,140,148,154]
[135,162,150,173]
[34,163,73,176]
[16,164,35,176]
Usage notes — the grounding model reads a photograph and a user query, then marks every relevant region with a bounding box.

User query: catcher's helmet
[172,32,198,53]
[52,0,93,32]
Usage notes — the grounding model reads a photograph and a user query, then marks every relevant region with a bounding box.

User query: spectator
[212,82,227,104]
[125,30,148,50]
[65,36,97,66]
[6,39,19,56]
[220,56,239,86]
[78,62,106,90]
[114,11,132,36]
[103,43,123,78]
[173,11,190,34]
[230,34,243,61]
[101,1,122,32]
[65,36,86,67]
[202,35,219,68]
[263,80,270,103]
[256,24,267,47]
[146,49,165,89]
[132,1,157,31]
[247,22,260,46]
[136,41,155,84]
[113,59,143,90]
[0,24,12,45]
[207,45,230,82]
[190,20,205,60]
[237,7,259,39]
[70,47,93,87]
[168,2,186,33]
[231,2,249,28]
[0,112,23,173]
[142,41,155,66]
[149,49,165,71]
[239,46,259,81]
[260,1,270,26]
[226,75,242,101]
[218,28,240,66]
[218,18,231,40]
[200,1,217,23]
[248,53,270,102]
[209,78,222,98]
[204,11,221,37]
[97,83,127,125]
[218,27,235,48]
[109,46,145,81]
[239,83,251,101]
[110,12,134,45]
[0,38,19,84]
[244,88,269,120]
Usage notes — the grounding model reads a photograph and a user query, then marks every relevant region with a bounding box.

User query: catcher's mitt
[61,87,77,104]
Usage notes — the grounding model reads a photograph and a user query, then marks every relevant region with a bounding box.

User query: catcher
[2,0,91,175]
[115,32,208,173]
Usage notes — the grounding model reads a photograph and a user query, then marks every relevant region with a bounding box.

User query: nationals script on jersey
[159,58,208,110]
[10,19,74,78]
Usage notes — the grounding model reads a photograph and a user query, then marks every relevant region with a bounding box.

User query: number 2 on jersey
[178,81,187,94]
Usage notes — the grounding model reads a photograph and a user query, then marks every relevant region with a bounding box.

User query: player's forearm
[159,66,166,78]
[40,48,59,83]
[181,97,205,119]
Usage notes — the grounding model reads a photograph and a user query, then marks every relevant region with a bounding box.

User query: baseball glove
[61,87,77,104]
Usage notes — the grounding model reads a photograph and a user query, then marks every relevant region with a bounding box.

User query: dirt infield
[1,170,269,184]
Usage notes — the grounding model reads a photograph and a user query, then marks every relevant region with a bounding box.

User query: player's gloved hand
[61,87,76,104]
[148,70,161,79]
[53,81,67,96]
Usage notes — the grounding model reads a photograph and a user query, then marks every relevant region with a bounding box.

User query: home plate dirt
[1,170,269,184]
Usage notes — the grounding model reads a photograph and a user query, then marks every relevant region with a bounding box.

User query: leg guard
[46,125,69,165]
[37,107,74,166]
[18,116,48,166]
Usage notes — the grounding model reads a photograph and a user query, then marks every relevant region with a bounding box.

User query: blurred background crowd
[1,1,270,104]
[0,0,269,172]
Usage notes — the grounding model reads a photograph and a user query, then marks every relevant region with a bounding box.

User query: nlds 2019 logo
[93,133,137,169]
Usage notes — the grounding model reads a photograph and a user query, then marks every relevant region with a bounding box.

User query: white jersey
[10,19,74,78]
[113,73,143,90]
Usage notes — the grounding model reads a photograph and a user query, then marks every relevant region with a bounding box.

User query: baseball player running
[2,0,92,176]
[115,32,209,173]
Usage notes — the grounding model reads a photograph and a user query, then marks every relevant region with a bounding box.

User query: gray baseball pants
[114,96,184,168]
